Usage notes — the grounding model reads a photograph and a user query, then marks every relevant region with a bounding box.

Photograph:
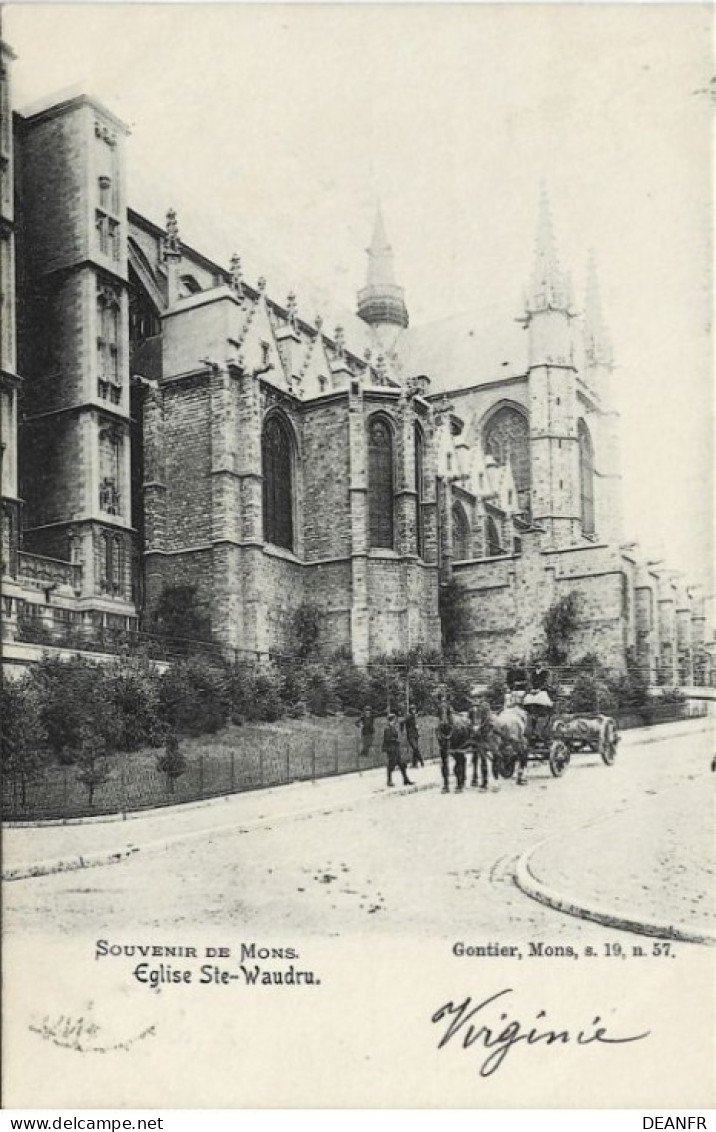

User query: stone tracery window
[486,515,503,557]
[99,425,122,516]
[483,405,530,512]
[262,413,294,552]
[415,424,425,558]
[368,416,394,549]
[578,419,595,536]
[452,502,470,561]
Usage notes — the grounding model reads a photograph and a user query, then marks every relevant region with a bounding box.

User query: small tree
[542,592,582,666]
[439,578,471,655]
[76,725,113,807]
[152,584,212,647]
[159,655,232,736]
[156,731,187,793]
[291,602,322,659]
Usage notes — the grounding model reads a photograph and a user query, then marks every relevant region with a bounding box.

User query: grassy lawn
[4,714,440,821]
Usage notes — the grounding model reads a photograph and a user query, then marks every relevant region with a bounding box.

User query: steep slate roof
[128,166,381,367]
[395,306,529,393]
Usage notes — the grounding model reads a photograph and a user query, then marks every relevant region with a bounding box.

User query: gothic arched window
[368,416,394,549]
[578,419,595,536]
[262,413,294,551]
[452,503,470,561]
[486,515,503,557]
[483,406,530,511]
[415,425,425,558]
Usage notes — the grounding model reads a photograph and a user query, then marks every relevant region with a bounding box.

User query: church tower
[523,190,581,546]
[584,254,623,545]
[356,205,409,353]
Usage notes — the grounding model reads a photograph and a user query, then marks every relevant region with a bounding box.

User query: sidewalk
[517,771,716,945]
[3,717,713,913]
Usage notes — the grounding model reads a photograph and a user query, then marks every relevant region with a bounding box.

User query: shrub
[404,665,438,712]
[1,678,48,805]
[159,656,231,735]
[566,673,617,715]
[301,663,340,716]
[29,656,110,764]
[331,659,372,713]
[231,661,285,723]
[291,603,322,659]
[152,584,212,647]
[76,723,115,806]
[542,592,582,666]
[104,656,164,750]
[439,578,471,652]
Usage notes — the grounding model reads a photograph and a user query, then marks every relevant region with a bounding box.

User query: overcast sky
[5,3,713,594]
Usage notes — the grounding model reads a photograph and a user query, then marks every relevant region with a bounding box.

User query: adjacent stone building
[0,45,711,677]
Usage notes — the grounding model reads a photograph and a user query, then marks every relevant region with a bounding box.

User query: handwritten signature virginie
[431,988,650,1076]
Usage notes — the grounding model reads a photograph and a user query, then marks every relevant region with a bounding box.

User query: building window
[179,274,202,297]
[97,286,122,401]
[96,212,109,256]
[415,424,425,558]
[101,533,124,594]
[262,413,294,551]
[483,405,531,513]
[98,176,112,210]
[486,515,503,557]
[99,426,122,516]
[368,416,394,549]
[452,503,470,561]
[578,419,595,535]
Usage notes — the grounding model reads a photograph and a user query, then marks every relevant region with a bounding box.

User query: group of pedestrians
[356,704,424,787]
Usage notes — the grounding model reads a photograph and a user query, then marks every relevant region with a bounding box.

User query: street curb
[514,810,716,948]
[2,779,437,882]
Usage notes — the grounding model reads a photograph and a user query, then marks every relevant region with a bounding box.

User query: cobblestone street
[5,721,713,943]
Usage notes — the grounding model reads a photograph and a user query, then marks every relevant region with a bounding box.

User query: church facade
[0,46,710,681]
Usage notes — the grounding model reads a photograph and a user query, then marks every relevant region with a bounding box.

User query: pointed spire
[525,187,572,313]
[366,203,396,290]
[584,252,613,366]
[357,203,409,331]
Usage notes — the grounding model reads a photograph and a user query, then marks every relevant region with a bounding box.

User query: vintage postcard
[1,2,714,1111]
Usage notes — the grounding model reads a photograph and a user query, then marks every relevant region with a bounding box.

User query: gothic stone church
[0,48,708,680]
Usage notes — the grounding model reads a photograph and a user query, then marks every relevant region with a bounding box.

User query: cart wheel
[600,718,618,766]
[549,740,570,777]
[498,750,516,779]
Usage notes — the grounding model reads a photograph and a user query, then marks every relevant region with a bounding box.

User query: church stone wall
[161,374,213,551]
[301,399,351,561]
[453,532,629,669]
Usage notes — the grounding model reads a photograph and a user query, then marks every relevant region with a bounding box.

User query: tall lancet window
[452,503,470,561]
[578,419,595,536]
[414,425,425,558]
[483,406,531,512]
[262,413,294,551]
[368,416,394,549]
[486,515,503,557]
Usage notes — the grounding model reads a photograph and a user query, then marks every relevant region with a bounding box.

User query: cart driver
[523,665,554,740]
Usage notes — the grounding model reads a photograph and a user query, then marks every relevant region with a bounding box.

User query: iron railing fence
[2,702,709,823]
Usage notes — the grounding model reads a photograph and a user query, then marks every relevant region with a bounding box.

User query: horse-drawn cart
[496,709,619,779]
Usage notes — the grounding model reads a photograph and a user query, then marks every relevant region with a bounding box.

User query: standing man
[401,705,424,768]
[382,713,414,787]
[356,706,375,762]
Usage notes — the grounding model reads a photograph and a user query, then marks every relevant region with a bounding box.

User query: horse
[436,700,510,790]
[468,699,531,784]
